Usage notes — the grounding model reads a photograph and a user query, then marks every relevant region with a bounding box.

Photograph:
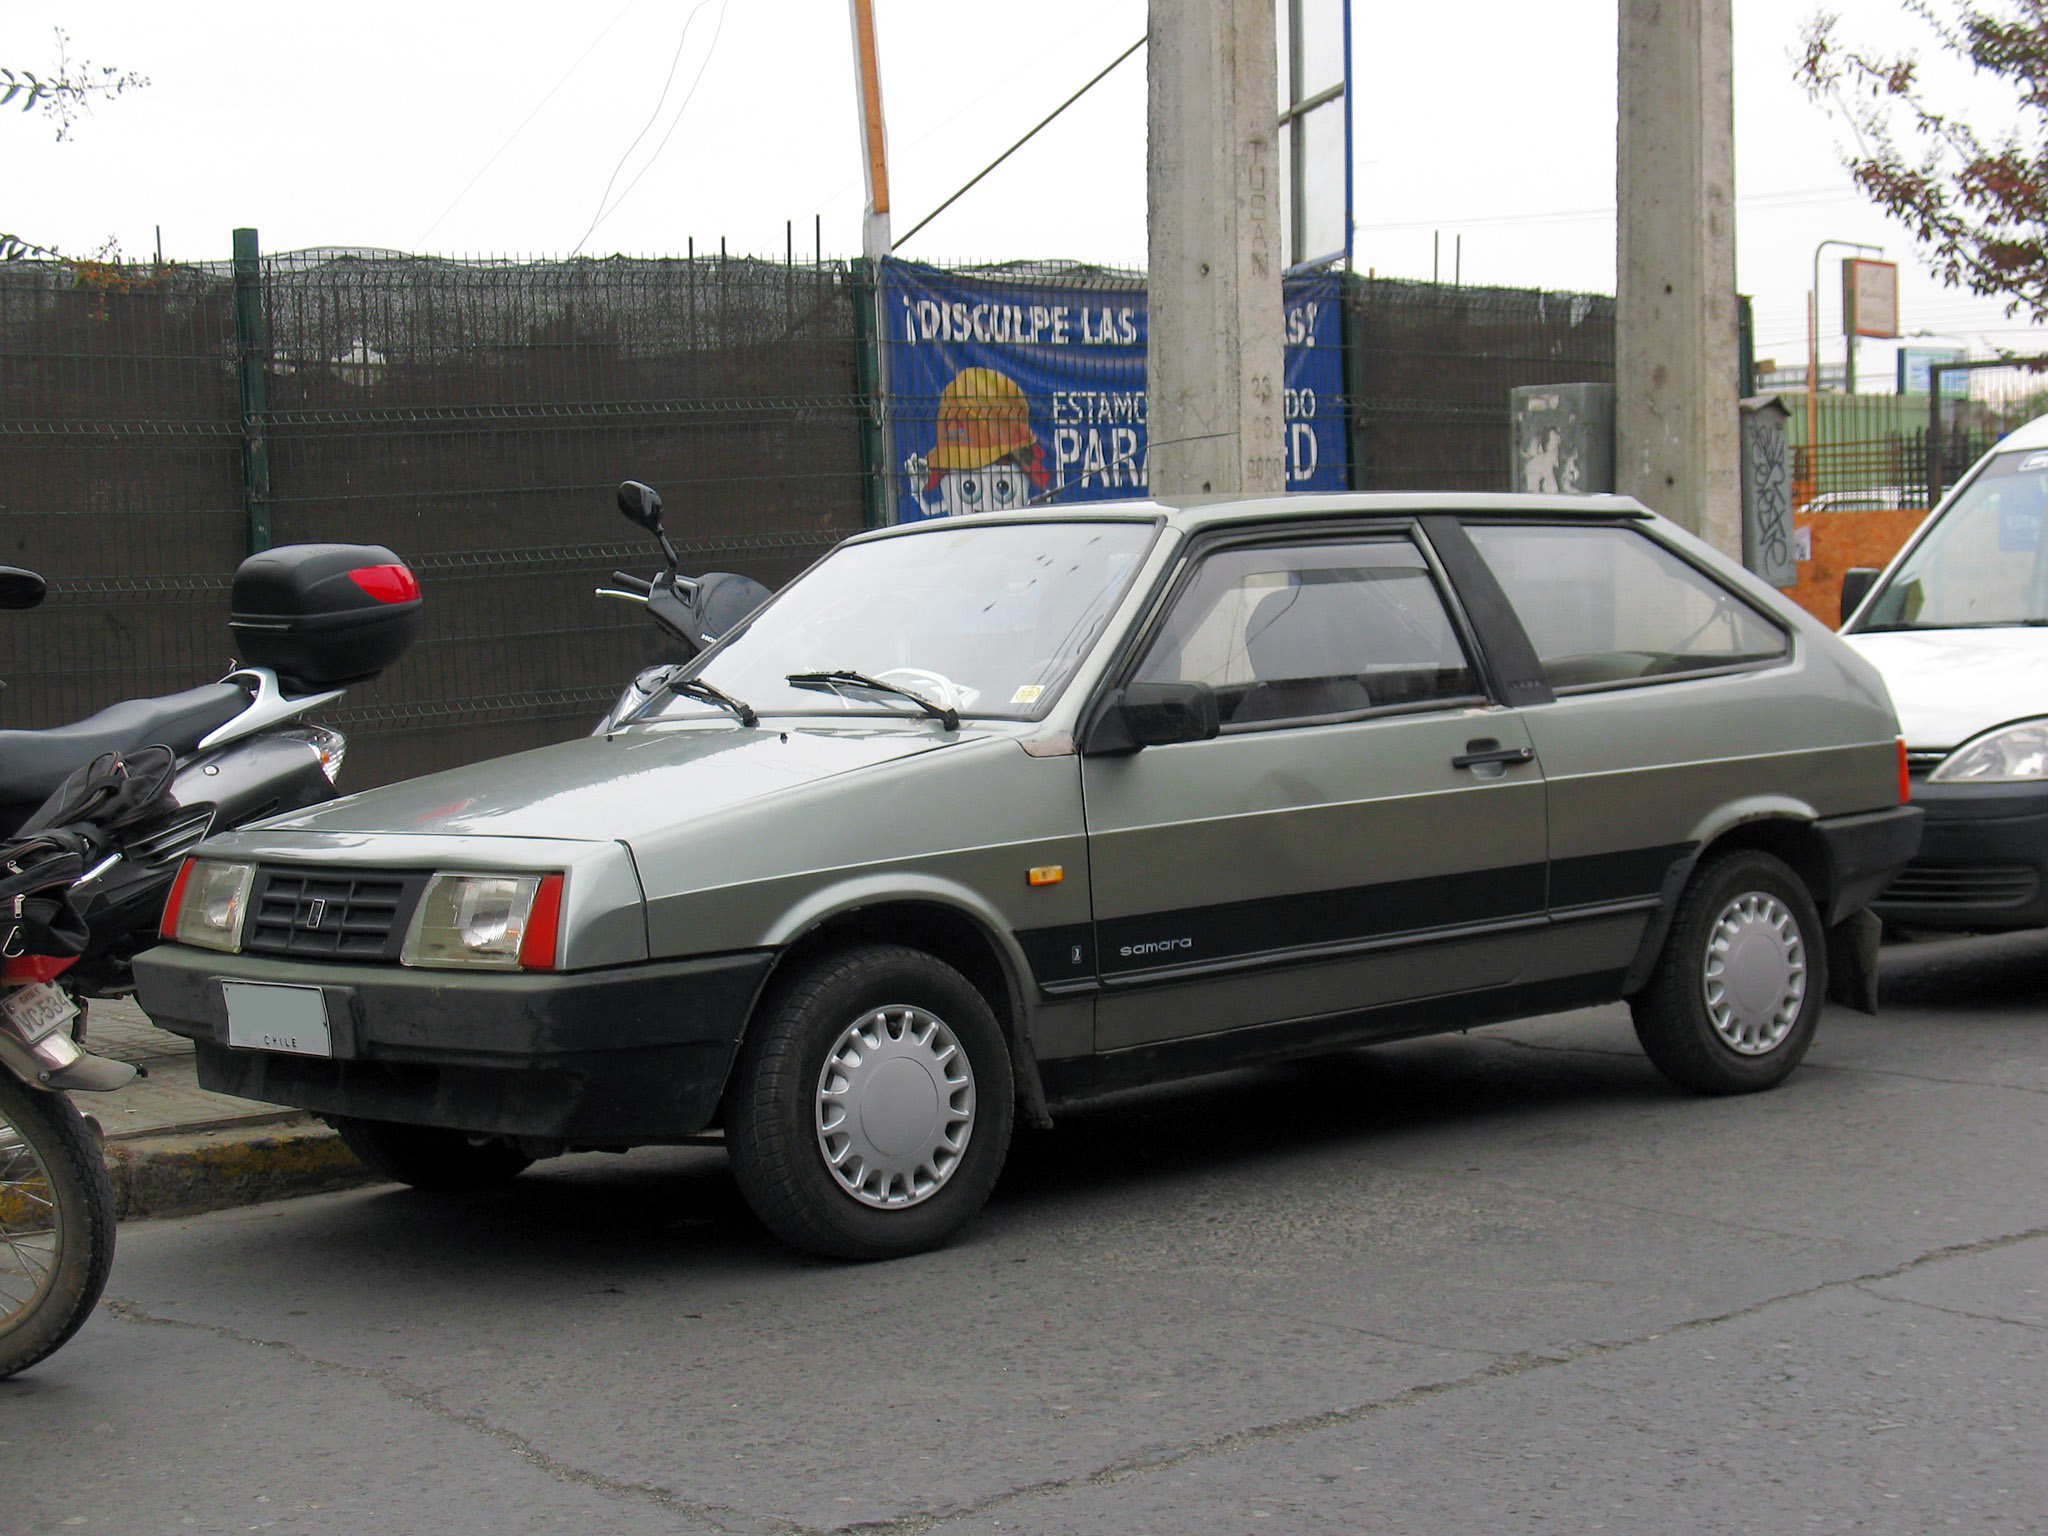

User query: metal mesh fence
[2,251,866,787]
[0,261,244,730]
[1342,275,1616,491]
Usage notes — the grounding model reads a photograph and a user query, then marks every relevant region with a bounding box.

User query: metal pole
[848,0,891,260]
[1929,361,1945,507]
[231,227,271,556]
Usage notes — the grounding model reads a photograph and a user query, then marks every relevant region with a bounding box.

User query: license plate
[0,982,77,1044]
[222,982,332,1058]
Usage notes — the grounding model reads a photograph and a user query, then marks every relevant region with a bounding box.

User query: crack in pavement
[100,1223,2048,1536]
[835,1223,2048,1536]
[1853,1281,2048,1334]
[98,1298,796,1536]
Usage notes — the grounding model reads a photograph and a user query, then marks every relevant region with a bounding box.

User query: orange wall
[1783,507,1929,627]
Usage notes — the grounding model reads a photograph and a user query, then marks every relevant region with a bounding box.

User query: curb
[100,1117,378,1221]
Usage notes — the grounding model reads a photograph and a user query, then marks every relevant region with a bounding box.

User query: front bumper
[1872,779,2048,930]
[130,943,774,1144]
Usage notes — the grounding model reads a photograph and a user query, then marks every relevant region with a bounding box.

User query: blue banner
[883,260,1347,523]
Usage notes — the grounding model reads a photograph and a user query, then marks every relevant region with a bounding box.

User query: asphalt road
[5,932,2045,1536]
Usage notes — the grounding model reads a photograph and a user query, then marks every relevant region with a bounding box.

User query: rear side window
[1465,523,1787,690]
[1131,537,1481,726]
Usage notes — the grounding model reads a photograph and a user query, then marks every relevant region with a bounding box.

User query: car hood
[1842,627,2048,748]
[257,721,977,844]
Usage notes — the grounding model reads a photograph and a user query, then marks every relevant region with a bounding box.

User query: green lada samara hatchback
[134,494,1921,1259]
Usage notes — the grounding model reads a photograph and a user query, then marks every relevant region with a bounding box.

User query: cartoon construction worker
[903,367,1051,520]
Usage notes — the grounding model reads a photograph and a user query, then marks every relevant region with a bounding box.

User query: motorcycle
[592,481,774,732]
[0,544,422,999]
[0,748,175,1377]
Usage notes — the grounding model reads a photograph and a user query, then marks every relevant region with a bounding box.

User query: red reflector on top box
[229,544,422,692]
[348,564,422,604]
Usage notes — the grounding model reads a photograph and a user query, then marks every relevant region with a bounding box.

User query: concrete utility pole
[1147,0,1287,501]
[1616,0,1740,555]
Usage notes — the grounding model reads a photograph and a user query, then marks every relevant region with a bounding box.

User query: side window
[1131,538,1481,727]
[1465,523,1788,690]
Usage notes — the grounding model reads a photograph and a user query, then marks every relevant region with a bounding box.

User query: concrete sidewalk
[69,997,376,1220]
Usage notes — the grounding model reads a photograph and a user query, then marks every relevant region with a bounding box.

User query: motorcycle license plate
[1,982,78,1044]
[222,982,331,1058]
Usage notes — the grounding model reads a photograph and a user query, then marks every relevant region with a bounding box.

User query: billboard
[1843,258,1899,339]
[883,260,1347,523]
[1897,345,1970,398]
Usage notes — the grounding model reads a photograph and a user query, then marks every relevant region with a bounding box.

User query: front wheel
[724,945,1014,1261]
[1,1072,117,1379]
[1631,850,1827,1096]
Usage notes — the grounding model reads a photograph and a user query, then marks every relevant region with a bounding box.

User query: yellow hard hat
[928,368,1036,471]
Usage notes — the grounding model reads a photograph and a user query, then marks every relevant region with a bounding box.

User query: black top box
[229,544,422,691]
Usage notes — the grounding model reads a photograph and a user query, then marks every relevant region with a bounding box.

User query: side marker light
[1028,866,1064,887]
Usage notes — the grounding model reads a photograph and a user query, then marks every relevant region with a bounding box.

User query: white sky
[4,0,2042,385]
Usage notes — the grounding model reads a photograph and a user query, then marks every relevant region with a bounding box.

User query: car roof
[844,490,1655,544]
[1994,412,2048,452]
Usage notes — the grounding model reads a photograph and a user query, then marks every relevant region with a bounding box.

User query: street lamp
[1806,238,1884,487]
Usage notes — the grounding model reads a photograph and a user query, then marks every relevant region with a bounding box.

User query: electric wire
[415,0,644,249]
[581,0,732,246]
[571,0,725,256]
[894,34,1147,252]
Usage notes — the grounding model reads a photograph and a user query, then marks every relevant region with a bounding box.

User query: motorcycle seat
[0,682,250,807]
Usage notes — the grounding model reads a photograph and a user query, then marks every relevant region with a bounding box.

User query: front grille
[1905,749,1948,779]
[243,867,429,960]
[1881,862,2039,908]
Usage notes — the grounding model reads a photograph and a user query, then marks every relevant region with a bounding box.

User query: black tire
[725,944,1014,1261]
[0,1073,117,1379]
[333,1118,533,1191]
[1631,850,1828,1096]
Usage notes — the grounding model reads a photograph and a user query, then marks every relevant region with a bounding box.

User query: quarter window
[1131,538,1480,726]
[1465,523,1787,690]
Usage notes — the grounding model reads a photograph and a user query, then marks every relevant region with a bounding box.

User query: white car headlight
[400,872,563,970]
[164,859,256,952]
[1928,719,2048,783]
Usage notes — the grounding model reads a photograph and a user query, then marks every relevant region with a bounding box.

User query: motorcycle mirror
[617,481,665,536]
[0,567,47,611]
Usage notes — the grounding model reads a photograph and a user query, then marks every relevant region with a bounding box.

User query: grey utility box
[1738,396,1796,589]
[1509,383,1615,494]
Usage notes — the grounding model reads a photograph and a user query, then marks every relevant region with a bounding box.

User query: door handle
[1452,740,1536,770]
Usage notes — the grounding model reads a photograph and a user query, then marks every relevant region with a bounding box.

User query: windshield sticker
[1010,684,1044,705]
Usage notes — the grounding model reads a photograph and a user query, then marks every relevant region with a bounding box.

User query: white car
[1840,414,2048,928]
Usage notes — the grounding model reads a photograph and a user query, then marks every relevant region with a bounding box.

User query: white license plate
[222,982,332,1058]
[0,982,78,1044]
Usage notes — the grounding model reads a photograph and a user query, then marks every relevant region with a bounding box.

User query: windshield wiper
[786,670,959,730]
[627,669,757,727]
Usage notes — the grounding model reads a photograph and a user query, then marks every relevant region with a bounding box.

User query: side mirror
[617,480,665,535]
[1083,681,1220,753]
[1840,567,1880,627]
[0,567,47,611]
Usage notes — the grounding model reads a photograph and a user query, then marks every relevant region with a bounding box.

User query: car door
[1080,527,1551,1053]
[1457,517,1801,940]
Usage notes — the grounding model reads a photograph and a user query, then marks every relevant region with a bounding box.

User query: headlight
[163,859,256,951]
[400,872,563,970]
[1929,719,2048,783]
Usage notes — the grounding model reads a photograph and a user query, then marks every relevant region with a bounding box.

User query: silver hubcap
[0,1115,61,1333]
[815,1005,975,1209]
[1702,892,1806,1055]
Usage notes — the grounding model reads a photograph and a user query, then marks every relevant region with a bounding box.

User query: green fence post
[850,257,889,529]
[232,227,271,555]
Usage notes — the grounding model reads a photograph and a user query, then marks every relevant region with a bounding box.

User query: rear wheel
[725,945,1014,1261]
[1,1073,116,1379]
[1631,850,1827,1095]
[333,1118,533,1191]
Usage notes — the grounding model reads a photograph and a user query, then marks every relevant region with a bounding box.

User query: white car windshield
[651,519,1157,723]
[1860,448,2048,630]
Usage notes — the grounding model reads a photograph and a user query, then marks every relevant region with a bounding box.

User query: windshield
[650,519,1157,723]
[1860,448,2048,630]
